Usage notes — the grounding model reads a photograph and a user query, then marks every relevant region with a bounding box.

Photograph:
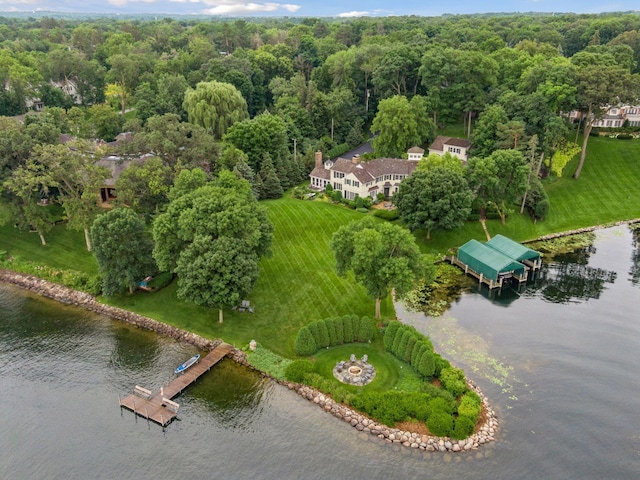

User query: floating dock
[119,342,233,426]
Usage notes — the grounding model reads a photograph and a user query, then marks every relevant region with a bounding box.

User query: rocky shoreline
[0,268,498,453]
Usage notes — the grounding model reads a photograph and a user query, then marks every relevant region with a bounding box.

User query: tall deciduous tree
[33,140,109,251]
[114,156,173,219]
[572,60,637,179]
[371,95,435,158]
[394,167,474,240]
[152,171,273,323]
[330,217,428,319]
[467,149,530,225]
[90,208,156,296]
[3,160,56,246]
[183,81,249,139]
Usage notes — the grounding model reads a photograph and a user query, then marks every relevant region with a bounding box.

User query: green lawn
[2,135,640,357]
[102,199,394,357]
[415,136,640,253]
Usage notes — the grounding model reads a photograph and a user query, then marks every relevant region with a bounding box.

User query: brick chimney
[315,151,323,169]
[352,154,360,164]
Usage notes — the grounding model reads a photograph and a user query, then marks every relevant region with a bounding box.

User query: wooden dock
[119,342,234,426]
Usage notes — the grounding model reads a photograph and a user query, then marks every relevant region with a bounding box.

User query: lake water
[1,226,639,479]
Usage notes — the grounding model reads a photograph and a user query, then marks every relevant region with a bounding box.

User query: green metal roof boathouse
[447,235,542,289]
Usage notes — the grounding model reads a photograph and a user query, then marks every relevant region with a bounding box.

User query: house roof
[457,239,526,282]
[309,166,331,180]
[486,234,541,262]
[407,146,425,154]
[429,135,470,151]
[331,157,418,183]
[96,154,151,187]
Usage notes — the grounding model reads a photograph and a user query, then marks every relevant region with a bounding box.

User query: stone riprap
[1,269,498,452]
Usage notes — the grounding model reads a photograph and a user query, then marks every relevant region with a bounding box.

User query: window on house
[353,181,359,187]
[333,182,342,190]
[384,175,390,180]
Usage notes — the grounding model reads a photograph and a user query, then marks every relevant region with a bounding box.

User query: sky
[0,0,638,17]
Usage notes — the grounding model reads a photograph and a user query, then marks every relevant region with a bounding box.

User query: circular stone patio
[333,355,376,386]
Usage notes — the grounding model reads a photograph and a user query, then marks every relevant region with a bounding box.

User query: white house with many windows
[428,136,470,162]
[309,150,420,199]
[568,105,640,128]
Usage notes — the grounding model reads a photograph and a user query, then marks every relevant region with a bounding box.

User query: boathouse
[455,239,528,288]
[486,234,542,270]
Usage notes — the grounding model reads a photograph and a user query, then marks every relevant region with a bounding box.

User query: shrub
[617,133,633,140]
[372,209,399,221]
[316,321,330,348]
[434,354,451,377]
[285,359,315,383]
[342,314,355,343]
[332,190,343,202]
[325,318,338,345]
[357,316,374,342]
[391,325,405,354]
[404,335,417,364]
[427,396,456,415]
[457,391,482,419]
[383,321,401,350]
[440,366,468,398]
[411,341,427,367]
[294,326,318,356]
[308,321,322,346]
[451,416,476,440]
[356,207,368,214]
[427,412,454,437]
[397,330,412,360]
[333,317,344,344]
[417,348,436,377]
[246,345,291,379]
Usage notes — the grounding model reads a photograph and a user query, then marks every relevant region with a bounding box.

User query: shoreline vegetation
[0,268,497,452]
[3,219,639,451]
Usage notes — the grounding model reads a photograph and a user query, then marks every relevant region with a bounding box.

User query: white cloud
[202,2,301,14]
[337,11,370,17]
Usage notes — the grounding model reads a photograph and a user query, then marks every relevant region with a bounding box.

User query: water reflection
[109,324,160,372]
[187,360,272,429]
[525,254,617,304]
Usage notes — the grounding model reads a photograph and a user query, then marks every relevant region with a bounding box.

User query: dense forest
[1,13,640,216]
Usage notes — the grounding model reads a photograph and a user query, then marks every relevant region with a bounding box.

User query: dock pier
[119,342,233,426]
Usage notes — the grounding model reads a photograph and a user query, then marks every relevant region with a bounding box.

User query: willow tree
[330,217,429,319]
[183,81,249,139]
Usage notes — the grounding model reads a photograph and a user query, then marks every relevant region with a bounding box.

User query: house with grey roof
[428,136,471,162]
[309,149,419,199]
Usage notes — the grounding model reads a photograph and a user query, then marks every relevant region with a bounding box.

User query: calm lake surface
[2,226,639,479]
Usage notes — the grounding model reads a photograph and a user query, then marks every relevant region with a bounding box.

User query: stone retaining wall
[1,268,497,453]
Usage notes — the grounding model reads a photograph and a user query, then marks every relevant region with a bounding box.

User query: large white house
[568,105,640,128]
[309,149,422,199]
[428,136,471,162]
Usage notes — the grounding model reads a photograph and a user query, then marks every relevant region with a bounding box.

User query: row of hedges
[383,322,451,380]
[295,314,374,356]
[326,143,350,159]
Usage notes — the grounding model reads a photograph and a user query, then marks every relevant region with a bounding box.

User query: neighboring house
[95,153,152,207]
[309,150,419,199]
[407,146,425,161]
[568,105,640,128]
[428,136,470,162]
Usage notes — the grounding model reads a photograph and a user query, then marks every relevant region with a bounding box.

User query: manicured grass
[2,136,639,357]
[0,219,98,274]
[312,343,424,393]
[416,136,640,253]
[101,198,394,357]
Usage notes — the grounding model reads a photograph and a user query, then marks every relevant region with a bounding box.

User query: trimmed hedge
[285,359,316,383]
[372,209,400,221]
[294,315,375,356]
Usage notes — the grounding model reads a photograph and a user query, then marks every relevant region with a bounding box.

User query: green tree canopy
[330,217,428,319]
[90,207,157,296]
[183,80,249,139]
[152,170,273,323]
[371,95,435,158]
[467,149,530,225]
[394,167,474,240]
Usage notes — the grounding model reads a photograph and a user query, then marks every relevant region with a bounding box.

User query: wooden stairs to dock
[119,342,234,426]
